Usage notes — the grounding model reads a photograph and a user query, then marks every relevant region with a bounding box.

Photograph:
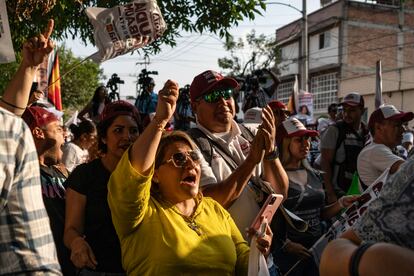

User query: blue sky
[65,1,321,99]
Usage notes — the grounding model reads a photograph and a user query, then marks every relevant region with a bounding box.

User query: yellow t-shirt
[108,151,250,275]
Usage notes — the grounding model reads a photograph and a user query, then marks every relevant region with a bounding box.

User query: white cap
[243,107,262,129]
[402,132,413,144]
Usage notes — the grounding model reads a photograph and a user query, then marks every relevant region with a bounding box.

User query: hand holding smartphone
[250,193,283,234]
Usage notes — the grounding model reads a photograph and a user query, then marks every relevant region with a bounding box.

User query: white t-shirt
[195,120,264,238]
[62,142,89,173]
[357,142,404,186]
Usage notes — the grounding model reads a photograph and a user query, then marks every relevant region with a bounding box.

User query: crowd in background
[1,20,414,276]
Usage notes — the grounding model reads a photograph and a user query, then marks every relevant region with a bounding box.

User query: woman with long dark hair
[79,86,110,123]
[64,101,141,275]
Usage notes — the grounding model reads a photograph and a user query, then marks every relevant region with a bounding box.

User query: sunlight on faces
[41,120,65,163]
[103,115,139,159]
[156,141,201,203]
[193,87,236,133]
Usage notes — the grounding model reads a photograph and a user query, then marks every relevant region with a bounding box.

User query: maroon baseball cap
[100,100,141,125]
[339,92,364,107]
[268,100,290,114]
[189,70,239,102]
[368,105,414,131]
[22,106,59,130]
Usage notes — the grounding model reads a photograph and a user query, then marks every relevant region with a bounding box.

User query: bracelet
[264,147,279,161]
[0,98,26,110]
[153,116,167,132]
[349,242,374,276]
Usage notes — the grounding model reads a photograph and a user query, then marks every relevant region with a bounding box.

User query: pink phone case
[250,193,284,233]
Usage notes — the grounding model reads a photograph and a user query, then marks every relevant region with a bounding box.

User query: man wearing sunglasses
[188,70,289,275]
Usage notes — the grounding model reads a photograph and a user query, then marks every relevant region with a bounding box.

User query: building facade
[275,0,414,125]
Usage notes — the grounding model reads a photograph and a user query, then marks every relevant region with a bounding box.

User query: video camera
[106,73,125,102]
[138,69,158,85]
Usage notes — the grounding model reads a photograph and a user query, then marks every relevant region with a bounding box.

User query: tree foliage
[6,0,267,53]
[0,45,103,112]
[218,30,281,77]
[58,45,103,111]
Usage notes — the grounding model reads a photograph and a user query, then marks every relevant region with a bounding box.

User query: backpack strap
[238,123,255,143]
[187,127,238,170]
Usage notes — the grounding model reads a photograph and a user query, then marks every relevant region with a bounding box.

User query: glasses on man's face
[163,150,201,168]
[200,88,233,103]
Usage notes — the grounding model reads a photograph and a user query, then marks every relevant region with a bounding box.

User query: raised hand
[22,19,55,68]
[259,105,276,156]
[155,80,179,124]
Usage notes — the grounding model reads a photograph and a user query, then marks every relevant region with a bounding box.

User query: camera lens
[269,196,276,205]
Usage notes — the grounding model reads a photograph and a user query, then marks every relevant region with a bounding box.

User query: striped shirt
[0,107,61,275]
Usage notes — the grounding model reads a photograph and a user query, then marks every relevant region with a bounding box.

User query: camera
[138,69,158,84]
[253,69,268,84]
[106,73,125,102]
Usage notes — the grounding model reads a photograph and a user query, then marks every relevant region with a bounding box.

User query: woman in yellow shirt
[108,80,271,275]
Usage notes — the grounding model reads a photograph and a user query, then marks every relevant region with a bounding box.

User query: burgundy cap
[368,105,414,130]
[268,100,290,114]
[189,70,239,102]
[277,117,318,146]
[100,100,141,125]
[339,92,364,107]
[22,106,59,130]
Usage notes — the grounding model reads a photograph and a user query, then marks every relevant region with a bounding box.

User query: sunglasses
[162,150,201,168]
[200,88,233,103]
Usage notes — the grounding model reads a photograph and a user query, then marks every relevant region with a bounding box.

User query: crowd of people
[1,20,414,276]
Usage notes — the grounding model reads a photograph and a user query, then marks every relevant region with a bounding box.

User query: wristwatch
[264,147,279,160]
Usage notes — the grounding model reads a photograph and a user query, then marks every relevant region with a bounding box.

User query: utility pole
[301,0,308,92]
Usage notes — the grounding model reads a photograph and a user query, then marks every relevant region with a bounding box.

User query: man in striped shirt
[0,19,61,275]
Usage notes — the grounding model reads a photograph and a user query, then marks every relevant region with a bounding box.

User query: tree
[0,45,103,112]
[218,30,281,77]
[58,45,104,111]
[6,0,266,52]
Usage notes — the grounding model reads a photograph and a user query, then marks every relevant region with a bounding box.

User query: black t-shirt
[65,159,124,273]
[283,168,325,248]
[40,165,75,275]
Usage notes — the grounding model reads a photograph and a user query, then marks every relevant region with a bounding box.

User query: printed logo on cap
[244,107,262,124]
[202,70,222,84]
[283,118,307,135]
[343,93,361,103]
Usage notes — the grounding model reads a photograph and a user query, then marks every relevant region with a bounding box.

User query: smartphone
[250,193,284,233]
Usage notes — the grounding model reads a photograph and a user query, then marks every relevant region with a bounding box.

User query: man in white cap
[357,105,414,187]
[320,92,369,203]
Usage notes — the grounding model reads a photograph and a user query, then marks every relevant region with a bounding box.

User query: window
[311,72,338,114]
[319,31,331,49]
[273,80,294,104]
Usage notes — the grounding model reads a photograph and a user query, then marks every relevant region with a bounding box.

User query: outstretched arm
[1,20,55,115]
[130,80,179,174]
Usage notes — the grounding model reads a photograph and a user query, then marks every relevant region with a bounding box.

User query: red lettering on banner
[124,3,134,17]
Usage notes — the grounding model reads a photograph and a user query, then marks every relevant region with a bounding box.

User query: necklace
[155,193,204,236]
[182,215,203,236]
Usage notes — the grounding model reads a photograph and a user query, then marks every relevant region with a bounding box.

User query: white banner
[86,0,167,63]
[0,0,16,63]
[310,168,389,266]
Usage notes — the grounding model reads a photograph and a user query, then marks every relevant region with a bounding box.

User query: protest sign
[86,0,167,62]
[311,168,389,265]
[294,90,314,125]
[0,0,16,63]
